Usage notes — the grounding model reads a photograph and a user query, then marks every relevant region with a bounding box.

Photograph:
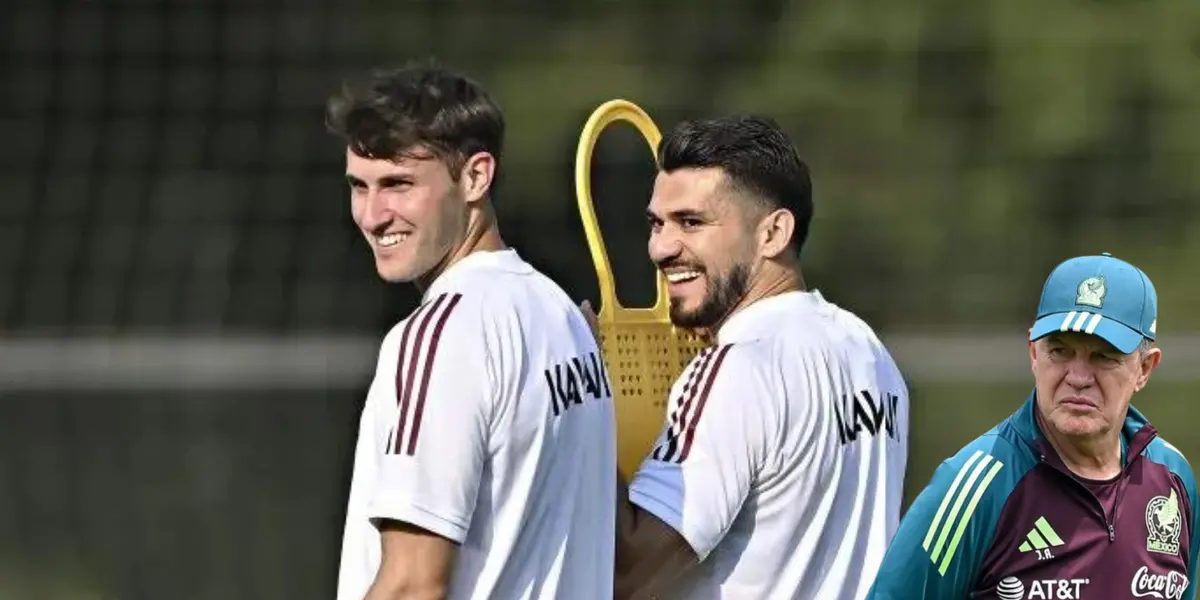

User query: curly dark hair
[325,59,505,182]
[658,115,813,255]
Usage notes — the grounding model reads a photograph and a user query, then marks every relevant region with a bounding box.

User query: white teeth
[377,233,408,247]
[666,271,701,283]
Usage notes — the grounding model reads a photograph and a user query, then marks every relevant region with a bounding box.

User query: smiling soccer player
[590,115,911,600]
[327,60,616,600]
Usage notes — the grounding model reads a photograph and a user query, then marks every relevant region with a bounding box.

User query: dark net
[3,1,407,597]
[4,0,405,335]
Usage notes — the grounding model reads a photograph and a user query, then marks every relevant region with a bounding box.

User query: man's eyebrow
[646,208,706,221]
[1044,334,1121,354]
[344,173,413,186]
[671,209,706,219]
[377,174,413,186]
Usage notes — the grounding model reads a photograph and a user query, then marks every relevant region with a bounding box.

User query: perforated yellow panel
[574,100,710,475]
[600,324,708,474]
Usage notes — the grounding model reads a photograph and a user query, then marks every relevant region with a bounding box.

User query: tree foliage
[396,0,1200,329]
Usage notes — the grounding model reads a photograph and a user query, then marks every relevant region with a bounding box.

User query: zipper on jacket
[1039,453,1115,540]
[1106,465,1137,543]
[1022,411,1160,546]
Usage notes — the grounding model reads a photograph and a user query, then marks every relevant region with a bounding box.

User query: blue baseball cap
[1029,253,1157,354]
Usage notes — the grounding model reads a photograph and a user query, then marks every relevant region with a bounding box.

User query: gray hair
[1138,338,1155,359]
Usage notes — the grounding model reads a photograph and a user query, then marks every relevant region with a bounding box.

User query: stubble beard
[669,262,750,330]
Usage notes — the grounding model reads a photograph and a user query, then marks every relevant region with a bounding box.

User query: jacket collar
[1007,389,1158,468]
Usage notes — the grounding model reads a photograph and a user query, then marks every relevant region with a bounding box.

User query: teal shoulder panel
[867,429,1037,600]
[1143,436,1199,600]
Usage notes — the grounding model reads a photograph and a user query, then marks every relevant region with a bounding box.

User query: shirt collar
[424,248,529,300]
[717,290,827,344]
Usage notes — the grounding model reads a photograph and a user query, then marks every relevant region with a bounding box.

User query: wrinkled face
[1030,332,1159,440]
[646,168,758,329]
[345,148,466,283]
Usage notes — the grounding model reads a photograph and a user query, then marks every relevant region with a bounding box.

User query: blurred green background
[3,0,1198,597]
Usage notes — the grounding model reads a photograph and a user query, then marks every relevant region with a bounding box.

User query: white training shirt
[336,249,616,600]
[629,290,910,600]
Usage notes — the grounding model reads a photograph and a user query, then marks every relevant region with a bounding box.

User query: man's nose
[357,190,391,231]
[648,229,682,265]
[1064,358,1096,387]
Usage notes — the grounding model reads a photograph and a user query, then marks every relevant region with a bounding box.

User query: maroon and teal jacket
[868,393,1198,599]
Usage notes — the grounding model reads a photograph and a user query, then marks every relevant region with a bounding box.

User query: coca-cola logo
[1130,566,1189,599]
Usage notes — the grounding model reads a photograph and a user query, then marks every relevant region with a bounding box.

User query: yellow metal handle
[574,100,671,324]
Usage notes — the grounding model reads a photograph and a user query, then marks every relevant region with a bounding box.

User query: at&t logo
[997,577,1024,600]
[996,576,1090,599]
[1130,566,1189,599]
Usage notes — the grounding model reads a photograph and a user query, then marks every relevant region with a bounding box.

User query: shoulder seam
[652,343,735,464]
[388,292,464,456]
[986,428,1033,462]
[1149,437,1192,469]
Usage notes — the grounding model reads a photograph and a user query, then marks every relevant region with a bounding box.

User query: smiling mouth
[375,232,409,248]
[664,269,702,284]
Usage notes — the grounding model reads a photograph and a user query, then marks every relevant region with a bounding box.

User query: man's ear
[1135,346,1163,392]
[459,151,496,203]
[757,208,795,259]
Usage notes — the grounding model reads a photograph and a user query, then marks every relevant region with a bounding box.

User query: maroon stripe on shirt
[404,293,463,456]
[677,344,733,462]
[654,348,713,462]
[658,347,721,463]
[392,294,449,454]
[390,298,438,452]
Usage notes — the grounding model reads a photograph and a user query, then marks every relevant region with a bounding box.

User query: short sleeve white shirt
[337,249,616,600]
[628,290,910,600]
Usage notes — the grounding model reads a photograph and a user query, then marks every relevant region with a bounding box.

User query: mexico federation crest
[1076,276,1106,308]
[1146,490,1183,556]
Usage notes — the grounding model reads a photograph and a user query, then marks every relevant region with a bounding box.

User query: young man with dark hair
[592,115,911,599]
[329,60,616,600]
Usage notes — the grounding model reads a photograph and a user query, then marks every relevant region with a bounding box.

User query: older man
[867,252,1199,600]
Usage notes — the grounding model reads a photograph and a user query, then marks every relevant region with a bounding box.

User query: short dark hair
[657,115,813,254]
[325,59,505,182]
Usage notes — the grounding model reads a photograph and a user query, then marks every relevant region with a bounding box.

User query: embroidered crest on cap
[1076,276,1106,308]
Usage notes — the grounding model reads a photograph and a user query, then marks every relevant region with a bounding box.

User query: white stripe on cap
[1071,311,1090,331]
[1059,311,1104,334]
[1060,311,1077,331]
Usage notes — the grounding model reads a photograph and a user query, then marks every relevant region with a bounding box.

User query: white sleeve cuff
[628,478,714,562]
[367,495,470,544]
